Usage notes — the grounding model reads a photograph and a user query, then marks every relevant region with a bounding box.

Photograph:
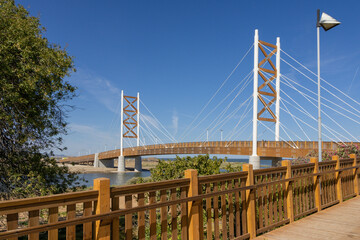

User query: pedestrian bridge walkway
[255,196,360,240]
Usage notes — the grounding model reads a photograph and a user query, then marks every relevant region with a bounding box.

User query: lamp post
[316,9,340,162]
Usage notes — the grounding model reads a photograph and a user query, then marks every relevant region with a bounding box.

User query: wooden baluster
[228,181,235,239]
[221,181,227,240]
[66,204,76,240]
[268,174,274,226]
[257,176,264,229]
[185,169,202,240]
[263,175,269,228]
[149,191,157,240]
[124,195,133,240]
[243,164,256,239]
[138,193,146,240]
[206,183,213,240]
[170,188,178,240]
[7,213,18,240]
[350,154,359,195]
[234,180,241,237]
[213,182,220,239]
[240,179,247,235]
[277,173,283,222]
[160,189,168,240]
[333,155,343,203]
[83,202,92,240]
[111,197,119,240]
[273,174,278,224]
[310,158,321,211]
[282,160,294,223]
[94,178,111,240]
[48,207,58,240]
[28,210,39,240]
[180,187,188,240]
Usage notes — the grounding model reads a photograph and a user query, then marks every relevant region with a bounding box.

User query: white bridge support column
[118,156,125,172]
[250,29,260,170]
[275,37,281,141]
[93,153,99,167]
[118,90,125,172]
[135,92,142,172]
[134,156,142,172]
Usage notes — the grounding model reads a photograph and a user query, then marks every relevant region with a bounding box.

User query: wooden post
[7,213,18,240]
[333,155,343,203]
[243,164,256,239]
[94,178,111,240]
[185,169,203,240]
[350,154,359,195]
[111,197,120,240]
[310,157,321,211]
[48,208,58,240]
[281,160,294,223]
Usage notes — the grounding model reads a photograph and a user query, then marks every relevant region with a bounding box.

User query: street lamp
[316,9,341,162]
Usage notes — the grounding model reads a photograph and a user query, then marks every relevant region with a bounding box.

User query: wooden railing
[61,141,360,163]
[1,154,359,240]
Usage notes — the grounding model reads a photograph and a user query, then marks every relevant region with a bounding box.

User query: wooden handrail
[110,178,190,197]
[2,156,360,240]
[0,190,98,215]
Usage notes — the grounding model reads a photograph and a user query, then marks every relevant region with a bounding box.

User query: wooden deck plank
[255,197,360,240]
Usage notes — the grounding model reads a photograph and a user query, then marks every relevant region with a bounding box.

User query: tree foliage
[0,0,82,199]
[291,144,360,165]
[130,155,242,184]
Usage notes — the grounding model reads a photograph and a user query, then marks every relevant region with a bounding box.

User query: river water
[78,158,272,187]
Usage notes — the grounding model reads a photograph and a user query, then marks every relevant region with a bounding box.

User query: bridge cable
[281,76,360,141]
[282,74,360,120]
[281,49,360,109]
[195,72,253,142]
[140,100,177,143]
[260,44,360,117]
[201,95,253,144]
[184,70,253,142]
[179,44,254,141]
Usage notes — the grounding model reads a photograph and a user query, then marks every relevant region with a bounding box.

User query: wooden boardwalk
[255,197,360,240]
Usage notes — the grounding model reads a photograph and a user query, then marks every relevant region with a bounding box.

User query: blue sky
[20,0,360,156]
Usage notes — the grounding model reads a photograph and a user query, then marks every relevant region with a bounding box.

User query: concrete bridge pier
[93,153,115,168]
[258,156,283,168]
[93,153,99,167]
[249,155,260,169]
[118,156,125,172]
[134,156,142,172]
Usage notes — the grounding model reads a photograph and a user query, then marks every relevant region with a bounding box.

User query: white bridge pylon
[118,90,141,172]
[250,29,281,169]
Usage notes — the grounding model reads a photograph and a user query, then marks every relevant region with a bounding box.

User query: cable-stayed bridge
[61,30,360,170]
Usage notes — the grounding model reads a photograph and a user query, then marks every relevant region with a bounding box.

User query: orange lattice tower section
[119,91,140,171]
[250,29,281,170]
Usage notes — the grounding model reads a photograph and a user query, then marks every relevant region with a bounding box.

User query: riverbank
[62,157,160,173]
[63,157,245,173]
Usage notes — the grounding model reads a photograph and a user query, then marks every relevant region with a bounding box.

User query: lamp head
[319,12,341,31]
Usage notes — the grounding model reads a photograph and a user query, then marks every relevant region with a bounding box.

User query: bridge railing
[1,154,359,240]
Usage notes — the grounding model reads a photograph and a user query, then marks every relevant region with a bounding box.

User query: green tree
[129,155,242,184]
[290,144,360,165]
[0,0,82,199]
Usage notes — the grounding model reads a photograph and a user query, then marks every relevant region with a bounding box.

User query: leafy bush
[290,144,359,165]
[130,155,242,184]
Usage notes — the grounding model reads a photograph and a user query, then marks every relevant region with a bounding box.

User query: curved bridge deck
[60,140,358,163]
[255,196,360,240]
